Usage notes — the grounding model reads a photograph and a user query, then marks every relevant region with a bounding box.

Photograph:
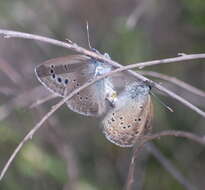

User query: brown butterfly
[102,82,153,147]
[35,54,153,147]
[35,54,136,116]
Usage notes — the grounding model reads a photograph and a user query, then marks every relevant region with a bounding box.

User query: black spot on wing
[52,74,56,79]
[50,69,54,74]
[57,77,62,83]
[64,79,69,84]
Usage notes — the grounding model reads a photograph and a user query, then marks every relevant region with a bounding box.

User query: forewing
[35,55,105,116]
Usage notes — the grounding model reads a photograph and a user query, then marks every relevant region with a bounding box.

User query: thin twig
[48,125,79,190]
[0,69,131,180]
[126,130,205,190]
[0,86,47,121]
[35,107,79,190]
[133,53,205,69]
[0,86,16,96]
[145,143,197,190]
[0,29,205,68]
[126,0,148,29]
[1,87,197,189]
[126,142,145,190]
[30,93,57,108]
[0,29,204,117]
[1,53,205,181]
[0,58,23,85]
[0,29,205,180]
[144,130,205,145]
[0,60,201,180]
[1,83,196,189]
[130,150,149,190]
[153,83,205,117]
[141,71,205,97]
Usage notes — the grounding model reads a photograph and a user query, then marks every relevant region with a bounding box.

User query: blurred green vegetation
[0,0,204,190]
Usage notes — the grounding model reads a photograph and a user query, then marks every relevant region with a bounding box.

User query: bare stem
[0,29,204,117]
[0,86,46,121]
[0,29,205,68]
[0,76,104,180]
[144,130,205,145]
[0,29,205,180]
[30,94,57,108]
[0,88,198,189]
[134,53,205,69]
[0,58,23,85]
[125,142,145,190]
[145,143,197,190]
[141,71,205,97]
[126,130,205,190]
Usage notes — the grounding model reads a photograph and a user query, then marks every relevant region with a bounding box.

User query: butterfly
[35,53,153,147]
[102,82,153,147]
[35,53,136,116]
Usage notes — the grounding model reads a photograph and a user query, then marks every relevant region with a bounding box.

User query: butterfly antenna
[86,21,92,49]
[150,91,174,112]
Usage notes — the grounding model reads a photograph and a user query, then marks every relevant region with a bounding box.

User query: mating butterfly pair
[35,53,153,147]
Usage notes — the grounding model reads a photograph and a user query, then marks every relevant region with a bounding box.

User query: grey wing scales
[35,55,106,116]
[108,70,140,93]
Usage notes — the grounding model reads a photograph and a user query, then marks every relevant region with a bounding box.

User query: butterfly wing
[102,83,153,147]
[108,70,139,93]
[35,55,107,116]
[36,54,145,117]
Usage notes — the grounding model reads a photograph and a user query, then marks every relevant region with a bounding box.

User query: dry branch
[141,71,205,97]
[0,29,205,117]
[0,29,205,181]
[126,130,205,190]
[145,143,197,190]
